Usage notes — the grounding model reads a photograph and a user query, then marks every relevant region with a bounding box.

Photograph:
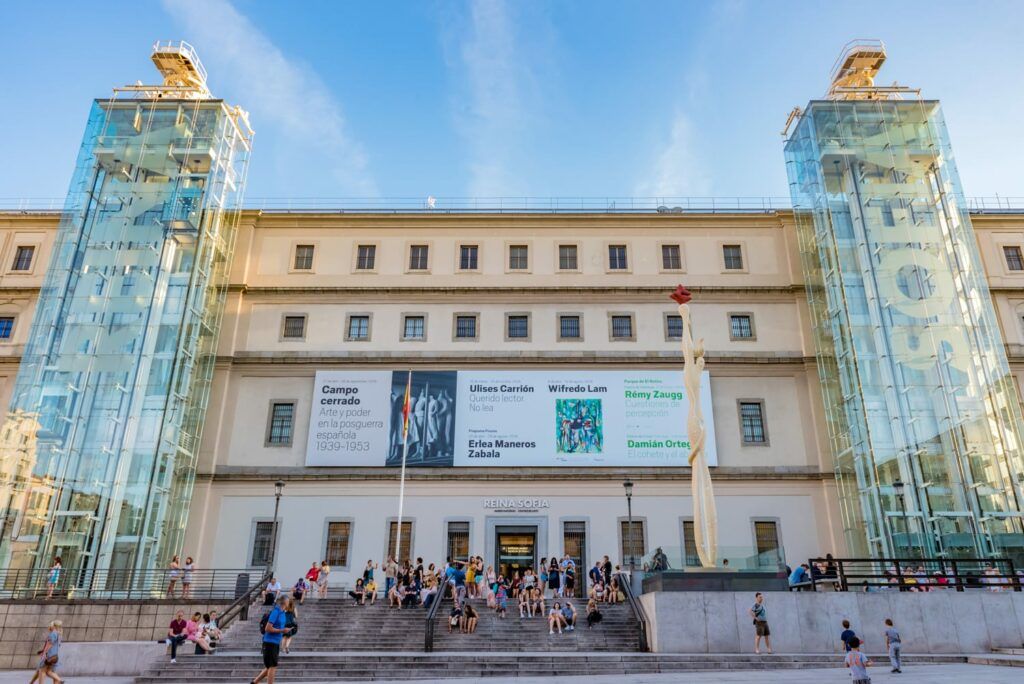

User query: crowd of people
[788,556,1024,592]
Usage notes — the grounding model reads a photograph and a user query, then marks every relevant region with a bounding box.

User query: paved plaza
[1,663,1020,684]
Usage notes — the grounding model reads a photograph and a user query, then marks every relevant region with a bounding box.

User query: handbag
[45,655,58,667]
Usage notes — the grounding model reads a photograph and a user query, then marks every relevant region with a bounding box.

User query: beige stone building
[2,207,1023,586]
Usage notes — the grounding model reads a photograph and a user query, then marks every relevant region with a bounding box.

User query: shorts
[262,642,280,668]
[755,621,770,637]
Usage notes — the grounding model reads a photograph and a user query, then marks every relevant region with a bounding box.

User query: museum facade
[2,207,1024,586]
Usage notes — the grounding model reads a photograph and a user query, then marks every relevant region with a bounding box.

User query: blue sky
[2,1,1022,202]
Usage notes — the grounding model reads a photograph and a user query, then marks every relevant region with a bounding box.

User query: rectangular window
[730,314,754,339]
[723,245,744,270]
[620,520,646,568]
[611,315,634,340]
[509,245,529,270]
[403,315,425,340]
[459,245,479,270]
[507,315,529,339]
[282,315,306,339]
[356,244,376,270]
[409,245,429,271]
[754,520,780,567]
[293,244,315,270]
[563,521,587,598]
[666,314,683,340]
[324,521,352,567]
[455,315,478,339]
[662,244,682,270]
[250,521,278,567]
[608,244,628,270]
[267,402,295,446]
[11,246,34,272]
[559,315,581,340]
[446,521,470,562]
[347,315,370,341]
[682,521,701,567]
[0,317,13,340]
[387,521,414,561]
[558,244,578,270]
[740,401,767,444]
[1005,246,1024,271]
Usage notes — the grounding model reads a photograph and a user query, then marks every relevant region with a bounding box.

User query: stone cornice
[199,465,833,482]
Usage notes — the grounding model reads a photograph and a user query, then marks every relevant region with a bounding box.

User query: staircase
[135,652,970,682]
[431,598,640,652]
[216,598,426,652]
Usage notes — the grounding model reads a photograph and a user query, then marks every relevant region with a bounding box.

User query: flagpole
[395,370,412,565]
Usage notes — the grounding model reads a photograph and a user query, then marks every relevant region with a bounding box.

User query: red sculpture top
[670,284,692,305]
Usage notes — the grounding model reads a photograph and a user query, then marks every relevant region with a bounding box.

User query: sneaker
[170,658,177,664]
[891,669,898,673]
[549,629,554,635]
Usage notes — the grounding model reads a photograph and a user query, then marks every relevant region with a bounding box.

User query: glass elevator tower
[785,41,1024,561]
[0,42,252,585]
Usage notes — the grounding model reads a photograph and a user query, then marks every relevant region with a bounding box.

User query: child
[884,618,902,673]
[840,619,858,652]
[448,606,462,633]
[496,583,508,618]
[844,636,872,684]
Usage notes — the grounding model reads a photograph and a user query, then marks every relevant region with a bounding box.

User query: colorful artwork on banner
[305,370,717,467]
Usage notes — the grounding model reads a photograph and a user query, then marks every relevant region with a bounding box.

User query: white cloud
[455,0,531,197]
[634,113,711,198]
[161,0,375,196]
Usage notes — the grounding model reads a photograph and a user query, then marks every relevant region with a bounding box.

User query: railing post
[838,560,848,592]
[894,560,905,591]
[951,560,962,592]
[1010,560,1021,592]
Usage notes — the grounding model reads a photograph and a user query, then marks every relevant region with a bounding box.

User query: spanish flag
[401,371,412,440]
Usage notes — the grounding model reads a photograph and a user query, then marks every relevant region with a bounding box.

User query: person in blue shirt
[788,564,810,589]
[252,596,288,684]
[839,619,858,652]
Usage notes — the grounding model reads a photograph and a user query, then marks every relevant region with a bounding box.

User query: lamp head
[892,479,905,497]
[623,479,634,498]
[275,480,286,497]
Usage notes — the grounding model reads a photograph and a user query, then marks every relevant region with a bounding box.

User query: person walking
[253,595,288,684]
[45,558,62,600]
[29,620,63,683]
[884,618,902,673]
[839,619,860,652]
[845,636,873,684]
[748,592,772,654]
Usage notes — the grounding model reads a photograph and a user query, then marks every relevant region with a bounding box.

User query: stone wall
[639,590,1024,654]
[0,600,232,670]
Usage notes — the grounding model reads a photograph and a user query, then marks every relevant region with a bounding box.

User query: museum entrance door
[495,526,537,579]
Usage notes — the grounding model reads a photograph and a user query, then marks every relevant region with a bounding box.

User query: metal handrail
[0,567,267,600]
[423,582,449,652]
[615,571,650,652]
[218,568,272,631]
[805,557,1020,592]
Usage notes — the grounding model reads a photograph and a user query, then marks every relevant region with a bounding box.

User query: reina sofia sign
[483,498,551,511]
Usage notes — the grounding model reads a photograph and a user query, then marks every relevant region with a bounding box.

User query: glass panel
[509,245,528,270]
[293,245,314,270]
[682,521,701,567]
[1004,246,1024,271]
[666,315,683,339]
[283,316,306,339]
[754,521,780,567]
[409,245,428,270]
[662,244,682,270]
[348,316,369,340]
[387,521,413,562]
[459,245,478,270]
[608,245,628,270]
[563,521,586,598]
[11,246,34,271]
[730,315,753,339]
[740,402,765,443]
[251,521,277,567]
[403,316,425,340]
[0,97,251,578]
[0,317,13,339]
[723,245,743,270]
[785,99,1024,560]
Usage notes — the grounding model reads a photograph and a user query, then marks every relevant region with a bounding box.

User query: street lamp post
[270,480,285,571]
[623,479,635,570]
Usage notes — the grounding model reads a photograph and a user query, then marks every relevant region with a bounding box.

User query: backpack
[259,611,270,635]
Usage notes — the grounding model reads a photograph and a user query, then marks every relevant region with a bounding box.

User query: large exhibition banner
[306,370,717,467]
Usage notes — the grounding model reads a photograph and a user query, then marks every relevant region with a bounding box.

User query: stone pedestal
[642,570,788,593]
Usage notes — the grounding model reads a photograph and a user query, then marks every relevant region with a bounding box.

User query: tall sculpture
[672,285,718,567]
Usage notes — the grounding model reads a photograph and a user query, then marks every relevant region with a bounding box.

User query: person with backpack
[253,595,288,684]
[748,592,772,654]
[844,636,872,684]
